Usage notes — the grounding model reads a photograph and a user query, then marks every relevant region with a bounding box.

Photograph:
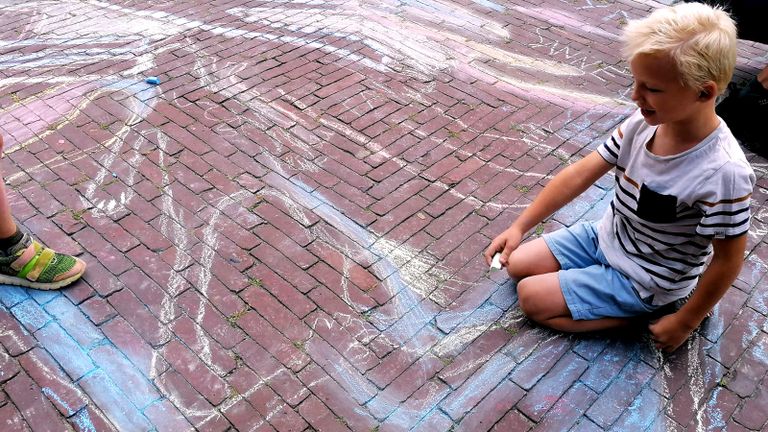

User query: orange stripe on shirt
[622,173,639,189]
[696,192,752,207]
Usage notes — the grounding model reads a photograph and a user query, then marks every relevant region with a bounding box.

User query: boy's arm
[484,151,613,265]
[648,234,747,352]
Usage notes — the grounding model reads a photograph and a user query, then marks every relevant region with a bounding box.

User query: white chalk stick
[490,252,502,270]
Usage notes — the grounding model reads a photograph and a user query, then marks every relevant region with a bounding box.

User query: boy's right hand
[484,226,523,268]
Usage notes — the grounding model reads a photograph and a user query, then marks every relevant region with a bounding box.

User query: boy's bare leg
[517,273,631,332]
[507,237,632,332]
[505,238,560,279]
[0,177,18,238]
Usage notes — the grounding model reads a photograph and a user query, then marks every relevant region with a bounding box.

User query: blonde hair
[622,2,737,94]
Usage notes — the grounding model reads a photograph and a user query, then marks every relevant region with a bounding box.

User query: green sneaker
[0,233,86,290]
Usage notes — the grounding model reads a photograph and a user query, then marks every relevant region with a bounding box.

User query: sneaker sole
[0,267,86,290]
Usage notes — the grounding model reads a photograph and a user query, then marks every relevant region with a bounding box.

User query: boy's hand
[483,226,523,267]
[648,312,696,352]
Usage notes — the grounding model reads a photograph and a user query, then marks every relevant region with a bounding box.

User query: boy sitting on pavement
[0,133,86,290]
[484,2,755,352]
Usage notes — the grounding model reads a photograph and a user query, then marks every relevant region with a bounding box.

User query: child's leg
[508,222,649,332]
[516,272,632,332]
[505,237,560,279]
[0,176,19,237]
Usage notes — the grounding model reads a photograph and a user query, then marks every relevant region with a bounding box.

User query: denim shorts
[542,221,659,320]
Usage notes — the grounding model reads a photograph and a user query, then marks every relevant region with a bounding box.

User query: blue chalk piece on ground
[145,76,160,85]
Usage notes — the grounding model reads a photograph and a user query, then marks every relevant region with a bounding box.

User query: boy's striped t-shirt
[596,109,756,306]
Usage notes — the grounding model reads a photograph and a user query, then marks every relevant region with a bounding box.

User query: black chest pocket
[637,184,678,223]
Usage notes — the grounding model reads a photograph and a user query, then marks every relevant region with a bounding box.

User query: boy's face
[629,53,704,127]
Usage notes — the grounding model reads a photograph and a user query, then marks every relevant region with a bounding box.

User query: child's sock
[0,227,25,257]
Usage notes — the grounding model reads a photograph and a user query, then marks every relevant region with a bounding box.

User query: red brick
[368,324,440,385]
[162,339,229,405]
[304,336,378,405]
[726,333,768,397]
[124,193,162,223]
[35,323,95,380]
[242,376,308,432]
[67,404,120,432]
[176,289,246,349]
[710,307,766,368]
[370,195,430,236]
[82,212,139,253]
[0,308,36,356]
[0,403,29,431]
[254,224,317,269]
[368,354,444,419]
[42,295,103,348]
[23,213,83,256]
[298,395,353,432]
[509,335,572,390]
[441,352,518,420]
[118,214,172,252]
[126,244,188,292]
[73,227,132,275]
[317,185,377,226]
[80,297,116,326]
[236,339,310,407]
[580,339,633,393]
[253,202,313,246]
[144,399,194,432]
[248,264,316,319]
[5,371,78,432]
[734,384,768,430]
[459,380,525,430]
[411,410,454,431]
[170,315,236,375]
[307,260,377,311]
[0,344,20,384]
[118,268,180,322]
[309,309,379,373]
[308,283,379,340]
[101,317,167,378]
[439,327,513,389]
[609,386,665,431]
[491,409,534,432]
[251,242,318,293]
[242,285,311,342]
[298,364,377,431]
[428,213,486,259]
[517,352,589,421]
[90,344,160,409]
[222,398,274,432]
[370,178,429,216]
[237,310,310,373]
[156,370,231,431]
[585,359,655,428]
[19,182,64,218]
[380,380,450,430]
[315,72,366,98]
[697,387,741,431]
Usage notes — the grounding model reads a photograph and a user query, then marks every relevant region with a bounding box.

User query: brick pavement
[0,0,766,431]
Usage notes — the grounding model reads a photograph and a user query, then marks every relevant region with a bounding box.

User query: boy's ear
[698,82,718,101]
